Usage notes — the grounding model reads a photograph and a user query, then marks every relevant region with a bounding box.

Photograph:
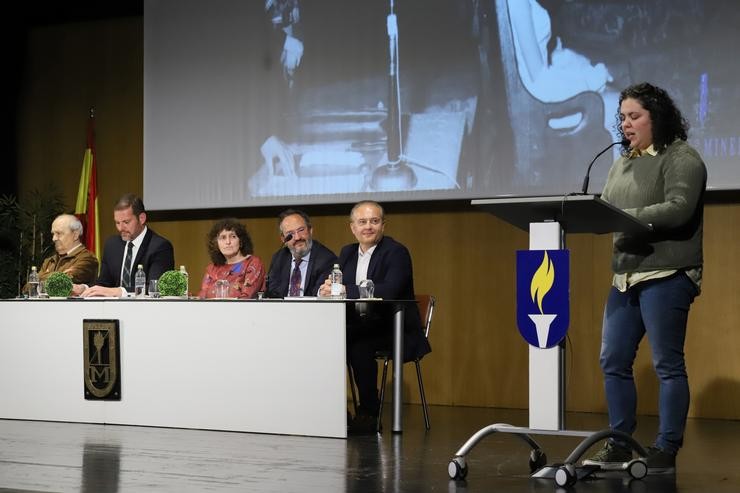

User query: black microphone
[282,233,293,243]
[581,139,629,194]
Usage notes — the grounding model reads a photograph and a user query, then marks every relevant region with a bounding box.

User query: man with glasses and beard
[265,209,337,298]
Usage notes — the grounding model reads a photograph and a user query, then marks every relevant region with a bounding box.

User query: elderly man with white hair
[38,213,99,286]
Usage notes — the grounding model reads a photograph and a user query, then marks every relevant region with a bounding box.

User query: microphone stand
[581,140,627,194]
[370,0,417,191]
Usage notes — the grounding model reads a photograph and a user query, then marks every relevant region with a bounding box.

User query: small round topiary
[157,270,188,297]
[45,271,73,297]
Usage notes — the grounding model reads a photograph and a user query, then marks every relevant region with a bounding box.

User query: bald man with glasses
[320,200,431,434]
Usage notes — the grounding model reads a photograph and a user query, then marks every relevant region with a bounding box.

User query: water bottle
[179,265,189,298]
[28,266,39,298]
[330,263,344,299]
[134,264,146,297]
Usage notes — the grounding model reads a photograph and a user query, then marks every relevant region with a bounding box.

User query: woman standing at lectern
[584,82,706,474]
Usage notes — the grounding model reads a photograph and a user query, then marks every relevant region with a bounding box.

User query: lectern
[448,194,651,480]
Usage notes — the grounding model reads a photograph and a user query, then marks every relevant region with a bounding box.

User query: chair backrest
[493,0,611,185]
[415,294,435,339]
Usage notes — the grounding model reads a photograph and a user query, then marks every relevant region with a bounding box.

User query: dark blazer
[266,239,337,298]
[338,236,431,360]
[96,228,175,291]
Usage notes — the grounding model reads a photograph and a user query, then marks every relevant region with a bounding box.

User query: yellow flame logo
[530,251,555,314]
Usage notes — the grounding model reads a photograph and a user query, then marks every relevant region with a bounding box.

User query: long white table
[0,299,348,438]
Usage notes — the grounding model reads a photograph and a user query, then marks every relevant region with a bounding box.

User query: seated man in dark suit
[266,209,337,298]
[76,193,175,297]
[320,200,431,433]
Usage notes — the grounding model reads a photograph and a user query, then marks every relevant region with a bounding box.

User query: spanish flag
[75,109,101,263]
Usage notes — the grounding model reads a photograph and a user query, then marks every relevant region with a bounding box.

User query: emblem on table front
[83,319,121,400]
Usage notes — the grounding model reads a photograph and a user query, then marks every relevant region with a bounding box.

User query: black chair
[353,294,434,433]
[348,294,435,431]
[377,294,434,430]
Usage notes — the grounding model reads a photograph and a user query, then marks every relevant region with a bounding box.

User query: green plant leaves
[157,270,187,297]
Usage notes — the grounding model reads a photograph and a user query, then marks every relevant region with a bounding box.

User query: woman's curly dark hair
[616,82,689,155]
[206,218,254,265]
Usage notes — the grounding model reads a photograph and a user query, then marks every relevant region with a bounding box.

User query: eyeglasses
[353,217,383,226]
[282,226,307,238]
[217,232,239,242]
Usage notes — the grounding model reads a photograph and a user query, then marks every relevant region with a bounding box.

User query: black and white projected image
[144,0,740,210]
[246,0,478,199]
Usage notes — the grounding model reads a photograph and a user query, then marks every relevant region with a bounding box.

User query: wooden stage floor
[1,405,737,492]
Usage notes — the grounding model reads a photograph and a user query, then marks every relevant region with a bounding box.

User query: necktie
[289,258,302,296]
[121,242,134,287]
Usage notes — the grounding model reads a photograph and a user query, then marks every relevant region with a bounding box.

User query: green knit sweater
[601,140,706,274]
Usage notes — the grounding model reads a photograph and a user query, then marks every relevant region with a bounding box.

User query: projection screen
[144,0,740,211]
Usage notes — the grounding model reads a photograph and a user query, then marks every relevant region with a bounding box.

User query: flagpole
[74,107,101,267]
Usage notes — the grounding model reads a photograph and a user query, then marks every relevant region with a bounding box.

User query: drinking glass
[215,279,230,299]
[149,279,160,298]
[38,280,48,298]
[359,279,375,299]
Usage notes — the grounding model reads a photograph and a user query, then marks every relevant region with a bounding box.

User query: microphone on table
[581,139,630,194]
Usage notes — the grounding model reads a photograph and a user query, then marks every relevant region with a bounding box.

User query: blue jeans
[600,272,698,454]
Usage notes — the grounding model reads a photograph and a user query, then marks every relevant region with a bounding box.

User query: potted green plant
[45,271,73,298]
[0,186,66,298]
[157,270,188,298]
